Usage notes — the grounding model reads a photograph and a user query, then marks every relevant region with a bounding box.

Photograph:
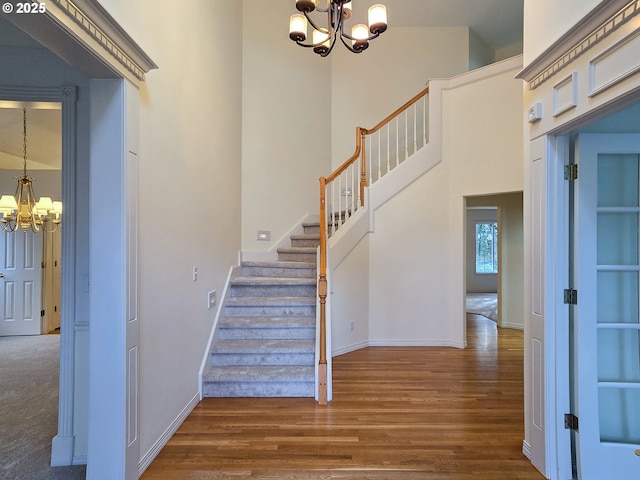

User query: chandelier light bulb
[351,24,369,51]
[289,13,308,41]
[313,29,331,55]
[368,4,388,35]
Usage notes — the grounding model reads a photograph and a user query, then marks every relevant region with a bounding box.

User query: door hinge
[565,164,578,180]
[564,288,578,305]
[40,309,45,317]
[564,413,579,431]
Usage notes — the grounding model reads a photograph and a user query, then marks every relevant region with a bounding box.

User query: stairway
[202,221,320,397]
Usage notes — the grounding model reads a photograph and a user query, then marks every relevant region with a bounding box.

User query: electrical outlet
[193,266,198,281]
[350,321,355,331]
[207,290,216,310]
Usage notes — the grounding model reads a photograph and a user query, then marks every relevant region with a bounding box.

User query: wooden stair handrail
[316,86,430,405]
[366,86,429,136]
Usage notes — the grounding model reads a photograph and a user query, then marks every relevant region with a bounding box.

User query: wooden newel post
[318,177,328,405]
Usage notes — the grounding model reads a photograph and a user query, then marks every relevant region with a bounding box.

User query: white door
[574,134,640,479]
[0,228,42,336]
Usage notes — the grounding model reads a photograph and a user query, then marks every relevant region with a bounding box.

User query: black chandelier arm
[303,10,326,37]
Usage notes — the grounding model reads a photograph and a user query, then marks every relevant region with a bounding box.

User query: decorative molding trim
[553,72,578,117]
[138,393,200,476]
[47,0,157,81]
[589,28,640,97]
[522,440,532,460]
[517,0,640,89]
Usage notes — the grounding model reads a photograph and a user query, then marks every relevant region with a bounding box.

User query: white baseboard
[138,393,199,476]
[332,341,369,357]
[499,321,524,331]
[50,435,75,467]
[369,339,466,348]
[333,339,466,356]
[522,439,532,460]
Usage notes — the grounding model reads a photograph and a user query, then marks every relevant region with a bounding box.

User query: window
[475,222,498,274]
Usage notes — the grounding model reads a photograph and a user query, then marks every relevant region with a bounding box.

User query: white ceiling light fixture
[289,1,388,57]
[0,108,62,233]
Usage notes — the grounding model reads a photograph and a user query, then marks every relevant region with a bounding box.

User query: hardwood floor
[142,315,545,479]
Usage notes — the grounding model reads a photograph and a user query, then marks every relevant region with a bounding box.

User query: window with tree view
[475,222,498,274]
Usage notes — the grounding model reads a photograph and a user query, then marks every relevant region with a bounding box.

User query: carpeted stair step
[302,221,321,235]
[224,296,316,317]
[217,316,315,340]
[202,365,314,397]
[277,246,318,262]
[290,233,321,247]
[241,260,316,278]
[302,220,343,238]
[229,276,317,298]
[210,339,315,366]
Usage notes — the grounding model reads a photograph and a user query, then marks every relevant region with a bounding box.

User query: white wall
[92,0,243,466]
[523,0,601,65]
[331,236,370,355]
[331,27,470,170]
[241,0,332,256]
[331,59,524,349]
[469,30,494,71]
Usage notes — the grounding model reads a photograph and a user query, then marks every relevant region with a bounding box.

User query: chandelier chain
[22,108,28,177]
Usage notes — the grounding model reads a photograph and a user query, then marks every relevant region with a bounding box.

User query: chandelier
[0,108,62,233]
[289,1,387,56]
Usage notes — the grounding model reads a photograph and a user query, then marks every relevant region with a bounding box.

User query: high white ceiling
[0,107,61,170]
[0,1,524,171]
[386,0,524,50]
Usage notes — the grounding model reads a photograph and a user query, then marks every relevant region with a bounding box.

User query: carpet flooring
[465,293,498,322]
[0,334,86,480]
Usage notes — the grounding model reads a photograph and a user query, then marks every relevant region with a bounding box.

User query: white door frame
[2,2,155,475]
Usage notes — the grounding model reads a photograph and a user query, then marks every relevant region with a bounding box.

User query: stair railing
[317,86,430,405]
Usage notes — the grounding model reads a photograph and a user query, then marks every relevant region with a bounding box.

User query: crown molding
[4,0,157,84]
[517,0,639,89]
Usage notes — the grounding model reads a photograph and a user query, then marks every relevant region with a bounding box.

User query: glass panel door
[575,135,640,479]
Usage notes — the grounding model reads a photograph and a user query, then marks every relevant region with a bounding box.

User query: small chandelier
[0,108,62,233]
[289,1,387,57]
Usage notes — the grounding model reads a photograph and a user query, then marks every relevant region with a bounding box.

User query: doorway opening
[0,103,62,337]
[465,192,524,332]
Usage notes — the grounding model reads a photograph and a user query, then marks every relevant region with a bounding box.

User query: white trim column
[86,78,139,479]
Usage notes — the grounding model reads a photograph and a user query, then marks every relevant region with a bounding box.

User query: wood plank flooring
[141,315,545,479]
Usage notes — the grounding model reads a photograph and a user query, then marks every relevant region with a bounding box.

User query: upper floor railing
[316,86,429,405]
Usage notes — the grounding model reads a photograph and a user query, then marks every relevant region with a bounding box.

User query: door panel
[1,228,42,336]
[575,134,640,479]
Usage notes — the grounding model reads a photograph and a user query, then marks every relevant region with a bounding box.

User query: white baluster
[405,109,409,161]
[330,181,335,236]
[386,123,390,175]
[423,94,427,146]
[350,164,355,217]
[377,131,381,182]
[396,116,400,167]
[413,102,418,153]
[368,135,373,186]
